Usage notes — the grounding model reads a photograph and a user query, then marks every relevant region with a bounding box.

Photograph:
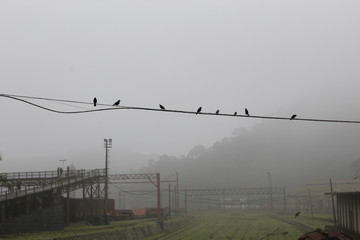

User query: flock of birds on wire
[92,97,298,120]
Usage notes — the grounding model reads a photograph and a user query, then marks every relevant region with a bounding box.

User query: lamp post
[59,159,66,169]
[104,138,112,224]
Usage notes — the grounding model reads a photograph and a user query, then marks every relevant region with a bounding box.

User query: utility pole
[123,194,126,209]
[267,172,273,215]
[66,166,70,225]
[156,173,161,223]
[176,172,179,214]
[174,186,177,214]
[185,188,187,214]
[308,189,315,224]
[173,187,176,214]
[248,190,251,212]
[168,185,171,217]
[283,188,287,212]
[118,191,121,210]
[330,178,337,225]
[104,138,112,224]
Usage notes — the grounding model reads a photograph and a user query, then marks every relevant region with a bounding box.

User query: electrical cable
[1,93,360,123]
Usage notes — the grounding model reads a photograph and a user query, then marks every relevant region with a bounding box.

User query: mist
[1,0,360,198]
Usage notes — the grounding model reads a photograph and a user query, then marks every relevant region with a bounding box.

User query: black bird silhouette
[159,104,165,110]
[234,112,237,116]
[290,114,297,120]
[113,100,120,106]
[245,108,249,116]
[215,110,219,114]
[196,107,202,115]
[93,97,97,107]
[295,211,301,218]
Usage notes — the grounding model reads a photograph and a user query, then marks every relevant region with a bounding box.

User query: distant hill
[141,104,360,190]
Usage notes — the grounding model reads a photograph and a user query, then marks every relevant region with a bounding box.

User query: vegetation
[0,217,157,240]
[147,212,334,240]
[0,212,333,240]
[141,117,357,193]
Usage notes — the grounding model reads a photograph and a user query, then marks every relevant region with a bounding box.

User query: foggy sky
[1,1,360,173]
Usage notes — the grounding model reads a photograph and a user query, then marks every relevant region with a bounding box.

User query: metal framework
[108,173,162,222]
[0,170,164,227]
[186,187,285,196]
[109,173,158,181]
[0,169,105,201]
[184,187,287,212]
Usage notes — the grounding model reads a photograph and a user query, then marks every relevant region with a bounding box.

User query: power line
[1,93,360,124]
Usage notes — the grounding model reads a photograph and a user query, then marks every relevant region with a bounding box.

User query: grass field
[0,212,333,240]
[0,218,157,240]
[147,211,334,240]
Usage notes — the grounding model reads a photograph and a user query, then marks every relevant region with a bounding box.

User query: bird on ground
[245,108,249,116]
[215,110,219,114]
[159,104,165,110]
[234,112,237,116]
[93,97,97,107]
[113,100,120,106]
[295,211,301,218]
[290,114,297,120]
[196,107,202,115]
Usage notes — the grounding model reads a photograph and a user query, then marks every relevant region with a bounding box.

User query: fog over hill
[141,99,360,190]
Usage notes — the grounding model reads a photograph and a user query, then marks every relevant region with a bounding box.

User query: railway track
[240,223,252,240]
[224,224,242,240]
[65,218,156,235]
[255,223,263,240]
[209,223,227,239]
[149,220,198,240]
[270,215,313,233]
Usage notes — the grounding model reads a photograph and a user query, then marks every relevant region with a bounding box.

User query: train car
[132,208,148,218]
[132,207,170,218]
[113,209,134,220]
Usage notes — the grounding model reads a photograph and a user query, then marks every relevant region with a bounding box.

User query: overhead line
[1,93,360,124]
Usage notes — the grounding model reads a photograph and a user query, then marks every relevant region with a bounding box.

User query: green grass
[0,218,158,240]
[1,212,334,240]
[146,212,334,240]
[278,212,334,229]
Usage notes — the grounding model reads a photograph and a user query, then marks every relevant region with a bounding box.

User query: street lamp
[59,159,66,169]
[104,138,112,224]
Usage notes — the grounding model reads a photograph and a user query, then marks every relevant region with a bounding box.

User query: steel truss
[186,187,286,196]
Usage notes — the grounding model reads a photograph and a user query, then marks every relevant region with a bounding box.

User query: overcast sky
[1,0,360,172]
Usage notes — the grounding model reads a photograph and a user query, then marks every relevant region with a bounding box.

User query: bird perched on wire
[93,97,97,107]
[245,108,249,116]
[196,107,202,115]
[290,114,297,120]
[295,211,301,218]
[159,104,165,110]
[234,112,237,116]
[215,110,219,114]
[113,100,120,106]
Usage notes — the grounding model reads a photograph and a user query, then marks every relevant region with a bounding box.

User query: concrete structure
[288,179,360,213]
[335,192,360,236]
